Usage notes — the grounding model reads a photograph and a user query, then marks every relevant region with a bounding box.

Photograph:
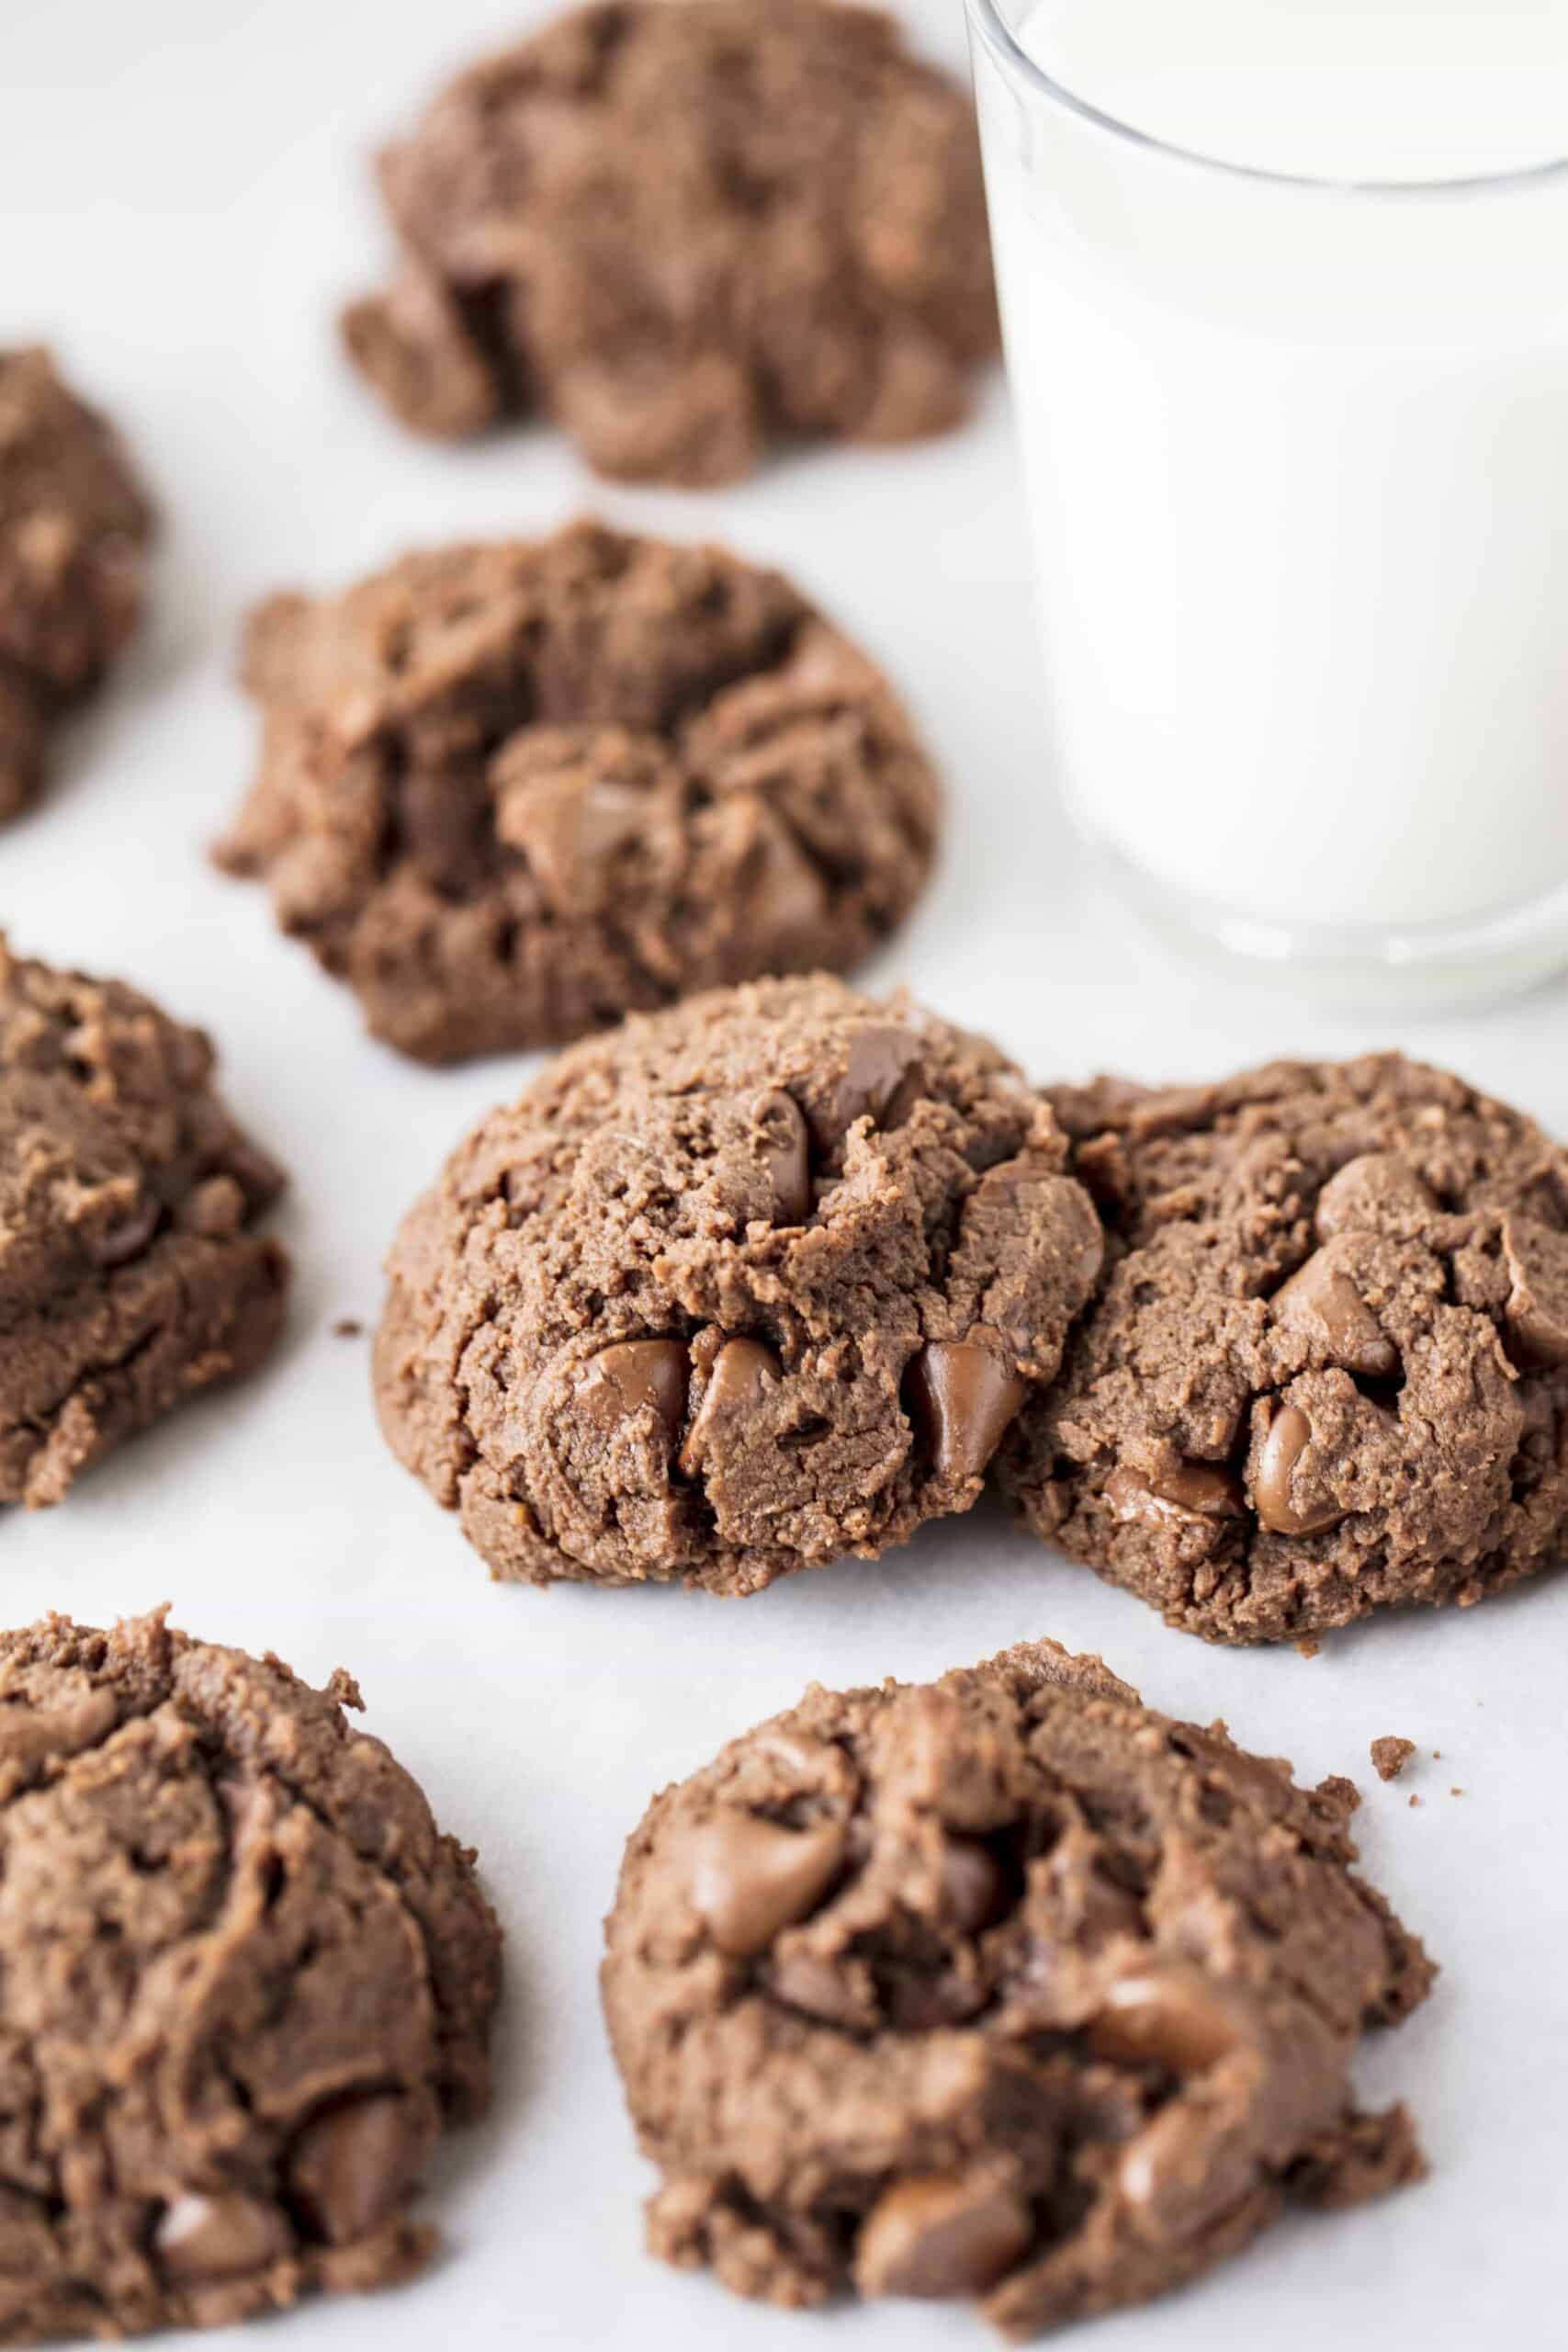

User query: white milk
[972,0,1568,944]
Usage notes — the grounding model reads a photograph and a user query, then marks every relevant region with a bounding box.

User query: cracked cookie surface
[0,348,153,824]
[0,1610,502,2344]
[215,523,941,1064]
[342,0,998,485]
[1001,1054,1568,1644]
[602,1637,1432,2336]
[374,974,1102,1592]
[0,939,288,1508]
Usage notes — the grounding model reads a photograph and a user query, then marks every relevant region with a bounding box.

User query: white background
[3,3,1566,2346]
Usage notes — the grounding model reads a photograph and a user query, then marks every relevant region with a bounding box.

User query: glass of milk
[966,0,1568,1002]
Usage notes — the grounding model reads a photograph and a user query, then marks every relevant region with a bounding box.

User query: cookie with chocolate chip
[374,975,1102,1592]
[602,1637,1432,2334]
[0,1610,501,2344]
[342,0,998,485]
[0,347,153,823]
[214,522,940,1064]
[1002,1054,1568,1644]
[0,939,288,1508]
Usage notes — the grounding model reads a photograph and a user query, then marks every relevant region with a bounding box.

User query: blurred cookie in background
[341,0,998,484]
[0,938,288,1508]
[215,521,941,1063]
[0,347,152,823]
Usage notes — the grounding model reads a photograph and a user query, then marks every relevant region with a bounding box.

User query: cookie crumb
[333,1317,364,1339]
[1316,1773,1360,1816]
[1371,1736,1416,1782]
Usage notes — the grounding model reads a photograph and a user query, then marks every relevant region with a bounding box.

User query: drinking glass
[964,0,1568,1003]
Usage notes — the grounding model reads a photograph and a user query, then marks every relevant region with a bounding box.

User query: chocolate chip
[737,816,829,939]
[1156,1464,1244,1517]
[854,2174,1032,2300]
[1087,1971,1241,2074]
[1270,1246,1398,1377]
[1252,1400,1345,1537]
[1105,1462,1244,1527]
[179,1175,247,1238]
[90,1193,159,1268]
[579,1340,689,1448]
[827,1023,924,1143]
[767,1946,872,2028]
[1079,1863,1146,1944]
[676,1335,780,1480]
[750,1089,812,1226]
[153,2190,292,2283]
[1117,2104,1247,2237]
[1500,1215,1568,1366]
[1314,1154,1436,1241]
[940,1838,1005,1933]
[906,1337,1027,1487]
[288,2093,429,2245]
[685,1812,847,1956]
[502,776,654,916]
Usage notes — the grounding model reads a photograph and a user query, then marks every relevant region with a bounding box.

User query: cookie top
[603,1638,1431,2334]
[0,939,288,1508]
[375,974,1102,1592]
[0,347,153,822]
[341,0,998,484]
[0,1611,501,2343]
[1001,1053,1568,1644]
[215,522,941,1064]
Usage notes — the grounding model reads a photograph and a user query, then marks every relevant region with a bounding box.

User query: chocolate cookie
[0,348,152,823]
[214,523,941,1064]
[375,975,1102,1591]
[342,0,998,486]
[0,940,288,1508]
[603,1637,1432,2335]
[0,1610,502,2343]
[1001,1054,1568,1644]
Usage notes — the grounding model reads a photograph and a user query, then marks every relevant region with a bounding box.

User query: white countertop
[4,3,1565,2346]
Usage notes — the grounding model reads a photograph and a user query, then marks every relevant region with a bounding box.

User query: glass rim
[964,0,1568,199]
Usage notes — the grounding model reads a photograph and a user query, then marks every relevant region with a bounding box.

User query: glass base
[1089,833,1568,1012]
